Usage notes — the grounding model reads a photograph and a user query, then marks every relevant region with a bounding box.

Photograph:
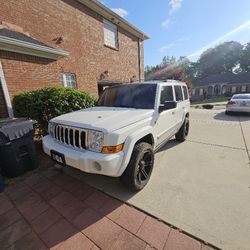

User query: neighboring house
[0,0,149,118]
[191,72,250,100]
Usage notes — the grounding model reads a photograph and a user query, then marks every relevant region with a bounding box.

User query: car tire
[175,116,189,142]
[120,142,154,191]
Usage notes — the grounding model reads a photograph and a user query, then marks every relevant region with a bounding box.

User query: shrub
[13,87,97,134]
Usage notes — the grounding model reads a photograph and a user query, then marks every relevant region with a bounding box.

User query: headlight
[87,130,104,152]
[48,122,54,136]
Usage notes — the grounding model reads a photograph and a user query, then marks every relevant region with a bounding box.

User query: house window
[103,19,118,49]
[231,86,236,93]
[62,73,77,88]
[241,85,247,92]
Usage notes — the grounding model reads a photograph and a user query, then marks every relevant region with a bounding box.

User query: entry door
[155,85,177,147]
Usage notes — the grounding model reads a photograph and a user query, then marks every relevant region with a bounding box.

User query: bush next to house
[13,87,97,134]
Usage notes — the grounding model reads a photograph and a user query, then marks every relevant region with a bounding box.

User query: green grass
[191,97,228,107]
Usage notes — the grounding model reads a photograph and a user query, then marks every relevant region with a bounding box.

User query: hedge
[13,87,97,134]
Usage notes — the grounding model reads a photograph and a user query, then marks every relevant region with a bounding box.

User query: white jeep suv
[43,81,190,191]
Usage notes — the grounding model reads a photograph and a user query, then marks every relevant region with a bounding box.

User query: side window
[182,86,189,100]
[160,86,174,104]
[61,73,77,88]
[174,86,183,101]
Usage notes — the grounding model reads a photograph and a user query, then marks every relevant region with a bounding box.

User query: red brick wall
[0,0,144,109]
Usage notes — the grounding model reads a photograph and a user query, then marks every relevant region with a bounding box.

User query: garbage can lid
[0,118,35,141]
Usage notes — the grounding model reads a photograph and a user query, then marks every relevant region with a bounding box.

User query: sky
[100,0,250,67]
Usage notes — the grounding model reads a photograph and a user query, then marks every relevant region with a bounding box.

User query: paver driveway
[66,109,250,250]
[1,154,213,249]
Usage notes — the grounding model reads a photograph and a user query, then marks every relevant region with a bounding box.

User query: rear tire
[175,116,189,142]
[120,142,154,191]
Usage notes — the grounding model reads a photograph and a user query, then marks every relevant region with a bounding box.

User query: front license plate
[51,150,65,166]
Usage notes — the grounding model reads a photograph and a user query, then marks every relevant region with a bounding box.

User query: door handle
[172,111,175,115]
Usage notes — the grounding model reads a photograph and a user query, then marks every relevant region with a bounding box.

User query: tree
[198,41,243,77]
[240,42,250,72]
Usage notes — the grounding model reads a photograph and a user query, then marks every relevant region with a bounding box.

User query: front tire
[120,142,154,191]
[175,116,189,142]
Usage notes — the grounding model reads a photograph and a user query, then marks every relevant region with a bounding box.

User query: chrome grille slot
[50,123,86,150]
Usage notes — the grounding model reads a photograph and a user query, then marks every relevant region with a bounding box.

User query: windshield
[97,84,157,109]
[232,95,250,100]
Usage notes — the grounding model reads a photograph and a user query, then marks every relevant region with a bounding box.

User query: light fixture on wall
[130,75,136,83]
[53,36,64,44]
[99,70,110,80]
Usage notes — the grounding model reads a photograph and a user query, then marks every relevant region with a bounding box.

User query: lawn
[191,97,228,108]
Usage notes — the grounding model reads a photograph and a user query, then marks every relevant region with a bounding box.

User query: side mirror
[159,101,177,113]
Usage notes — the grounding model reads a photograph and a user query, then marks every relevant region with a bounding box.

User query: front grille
[50,123,86,149]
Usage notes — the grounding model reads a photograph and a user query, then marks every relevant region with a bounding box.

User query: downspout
[138,38,141,82]
[0,61,13,117]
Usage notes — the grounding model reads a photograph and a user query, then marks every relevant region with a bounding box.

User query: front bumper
[42,135,124,177]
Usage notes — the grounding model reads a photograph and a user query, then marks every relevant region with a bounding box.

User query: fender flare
[116,126,155,176]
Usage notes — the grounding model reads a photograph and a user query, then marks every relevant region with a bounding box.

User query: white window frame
[62,73,77,88]
[103,19,118,49]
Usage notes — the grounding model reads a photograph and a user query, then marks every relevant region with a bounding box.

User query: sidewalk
[0,159,215,250]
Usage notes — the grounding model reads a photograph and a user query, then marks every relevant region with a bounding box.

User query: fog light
[94,162,102,171]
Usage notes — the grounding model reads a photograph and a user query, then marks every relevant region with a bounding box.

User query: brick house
[0,0,149,118]
[191,72,250,100]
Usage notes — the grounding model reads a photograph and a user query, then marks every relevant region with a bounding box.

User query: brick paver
[0,219,31,249]
[164,229,201,250]
[0,159,217,250]
[136,216,171,250]
[0,208,22,232]
[113,204,146,234]
[111,229,147,250]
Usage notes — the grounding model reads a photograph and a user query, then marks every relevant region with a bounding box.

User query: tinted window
[160,86,174,104]
[174,86,183,101]
[97,84,157,109]
[182,86,189,100]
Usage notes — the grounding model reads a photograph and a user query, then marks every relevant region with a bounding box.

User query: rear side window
[182,86,189,100]
[174,86,183,101]
[160,86,174,104]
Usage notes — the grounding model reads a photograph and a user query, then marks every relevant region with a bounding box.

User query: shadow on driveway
[213,111,250,122]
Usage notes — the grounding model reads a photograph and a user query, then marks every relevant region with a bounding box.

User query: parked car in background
[42,81,190,191]
[225,94,250,115]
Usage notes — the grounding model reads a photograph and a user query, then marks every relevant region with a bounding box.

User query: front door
[155,85,177,147]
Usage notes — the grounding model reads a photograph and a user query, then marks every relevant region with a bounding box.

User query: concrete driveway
[66,109,250,250]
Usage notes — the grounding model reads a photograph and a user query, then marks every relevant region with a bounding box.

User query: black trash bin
[0,118,38,178]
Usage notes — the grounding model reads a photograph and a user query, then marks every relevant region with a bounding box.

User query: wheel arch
[117,126,155,176]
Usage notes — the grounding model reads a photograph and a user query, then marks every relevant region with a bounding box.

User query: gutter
[0,36,69,59]
[78,0,150,40]
[0,61,13,117]
[138,38,141,81]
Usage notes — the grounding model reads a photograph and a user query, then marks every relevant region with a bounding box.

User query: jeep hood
[51,107,154,133]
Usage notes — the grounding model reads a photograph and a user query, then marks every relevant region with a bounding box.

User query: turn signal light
[102,144,124,154]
